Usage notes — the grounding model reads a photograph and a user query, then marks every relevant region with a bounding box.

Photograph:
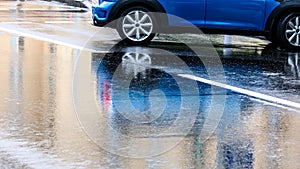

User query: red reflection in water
[102,81,111,112]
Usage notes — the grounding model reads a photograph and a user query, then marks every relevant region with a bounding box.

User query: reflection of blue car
[92,0,300,49]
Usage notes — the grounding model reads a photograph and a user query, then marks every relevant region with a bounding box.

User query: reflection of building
[0,34,11,121]
[245,105,300,169]
[94,45,300,168]
[1,35,300,168]
[0,34,103,167]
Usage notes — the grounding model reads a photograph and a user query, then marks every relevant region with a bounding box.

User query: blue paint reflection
[93,42,256,168]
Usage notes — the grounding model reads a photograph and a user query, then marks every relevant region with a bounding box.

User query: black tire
[117,6,156,45]
[276,12,300,50]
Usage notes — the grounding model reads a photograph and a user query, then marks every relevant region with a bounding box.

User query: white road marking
[20,8,85,11]
[4,22,295,111]
[0,8,85,12]
[1,21,32,24]
[45,21,75,24]
[250,97,300,112]
[0,25,103,53]
[20,8,48,11]
[0,21,93,25]
[178,74,300,110]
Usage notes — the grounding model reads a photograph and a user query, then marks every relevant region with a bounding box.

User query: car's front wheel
[276,12,300,50]
[117,7,156,45]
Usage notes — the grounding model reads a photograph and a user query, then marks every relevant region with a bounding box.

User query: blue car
[92,0,300,49]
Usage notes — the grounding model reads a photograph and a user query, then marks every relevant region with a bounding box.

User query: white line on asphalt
[178,74,300,110]
[0,25,106,53]
[1,21,298,111]
[44,21,75,24]
[250,97,300,112]
[20,9,84,11]
[0,8,84,11]
[1,21,32,24]
[20,8,48,11]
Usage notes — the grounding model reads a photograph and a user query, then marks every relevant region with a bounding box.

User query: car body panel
[92,1,117,24]
[264,0,281,29]
[265,0,300,32]
[92,0,299,35]
[206,0,266,30]
[157,0,205,26]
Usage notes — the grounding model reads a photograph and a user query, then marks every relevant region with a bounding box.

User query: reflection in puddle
[210,43,300,99]
[93,43,300,168]
[287,52,300,79]
[122,47,152,77]
[223,35,233,56]
[0,34,299,168]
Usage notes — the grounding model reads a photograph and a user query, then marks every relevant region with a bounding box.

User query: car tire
[276,12,300,50]
[117,6,156,45]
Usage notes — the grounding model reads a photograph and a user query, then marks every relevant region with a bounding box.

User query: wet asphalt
[0,2,300,169]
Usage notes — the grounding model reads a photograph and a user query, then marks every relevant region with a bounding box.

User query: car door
[157,0,205,27]
[205,0,266,30]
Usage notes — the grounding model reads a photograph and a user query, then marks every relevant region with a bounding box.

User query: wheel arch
[108,0,167,28]
[265,1,300,41]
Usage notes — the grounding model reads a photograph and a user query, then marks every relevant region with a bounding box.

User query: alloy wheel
[122,10,153,42]
[285,16,300,46]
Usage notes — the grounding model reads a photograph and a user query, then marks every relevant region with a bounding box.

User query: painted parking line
[0,21,92,24]
[20,8,87,12]
[3,21,297,111]
[20,9,81,11]
[20,8,49,11]
[0,8,86,12]
[44,21,75,24]
[1,21,32,24]
[0,25,101,53]
[42,21,91,24]
[178,74,300,110]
